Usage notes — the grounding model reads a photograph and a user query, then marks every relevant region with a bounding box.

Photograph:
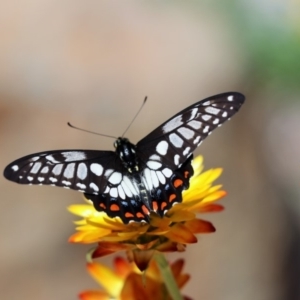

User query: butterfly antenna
[122,96,147,138]
[67,122,117,139]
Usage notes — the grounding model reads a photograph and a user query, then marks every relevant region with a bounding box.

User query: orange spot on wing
[110,204,120,211]
[174,179,183,188]
[152,201,158,211]
[161,202,167,210]
[125,212,134,218]
[100,203,106,209]
[184,171,189,178]
[136,212,144,218]
[169,194,176,202]
[142,205,150,215]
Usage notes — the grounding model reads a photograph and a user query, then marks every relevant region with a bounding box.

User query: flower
[68,156,226,270]
[79,256,192,300]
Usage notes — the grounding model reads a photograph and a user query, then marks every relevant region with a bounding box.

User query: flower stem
[154,252,183,300]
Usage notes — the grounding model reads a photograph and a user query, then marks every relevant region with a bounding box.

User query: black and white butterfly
[4,92,245,223]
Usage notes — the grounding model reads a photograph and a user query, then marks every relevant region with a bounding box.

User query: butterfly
[4,92,245,223]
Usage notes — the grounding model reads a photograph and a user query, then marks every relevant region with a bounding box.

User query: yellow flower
[79,256,191,300]
[68,156,225,270]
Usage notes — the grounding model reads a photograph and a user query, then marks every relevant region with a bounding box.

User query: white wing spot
[203,126,210,134]
[90,163,103,176]
[77,163,88,180]
[62,151,86,162]
[118,185,126,200]
[123,176,139,195]
[38,177,44,182]
[11,165,19,171]
[174,154,180,166]
[193,136,201,144]
[27,176,33,181]
[183,147,191,156]
[49,177,58,183]
[213,118,219,125]
[156,171,166,184]
[52,164,63,175]
[104,186,110,193]
[31,156,40,162]
[110,187,118,198]
[188,120,202,130]
[46,155,60,163]
[202,115,212,121]
[205,107,220,115]
[162,115,183,133]
[31,162,42,174]
[89,182,99,192]
[147,161,162,170]
[150,170,159,188]
[76,183,86,189]
[108,172,122,185]
[169,133,184,148]
[202,100,211,106]
[156,141,168,155]
[121,180,133,197]
[230,106,234,110]
[63,163,75,179]
[222,111,228,118]
[228,95,234,101]
[41,166,49,173]
[149,154,161,161]
[162,168,172,178]
[62,180,72,186]
[143,168,153,191]
[189,108,198,120]
[177,127,195,139]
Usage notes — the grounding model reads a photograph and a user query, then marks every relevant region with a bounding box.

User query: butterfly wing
[3,150,121,194]
[135,92,245,215]
[136,92,245,169]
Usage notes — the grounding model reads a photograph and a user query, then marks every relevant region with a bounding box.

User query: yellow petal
[86,262,123,297]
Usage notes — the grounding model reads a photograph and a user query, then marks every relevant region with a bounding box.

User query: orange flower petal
[197,203,224,213]
[165,223,198,244]
[185,219,216,234]
[92,242,131,258]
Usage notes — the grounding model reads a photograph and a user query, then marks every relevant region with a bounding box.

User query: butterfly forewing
[136,92,245,170]
[3,150,119,195]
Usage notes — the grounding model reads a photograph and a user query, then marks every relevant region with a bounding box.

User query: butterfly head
[114,137,139,173]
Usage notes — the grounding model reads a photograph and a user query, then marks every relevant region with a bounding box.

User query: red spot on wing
[152,201,158,211]
[142,205,150,215]
[136,212,144,219]
[161,202,167,210]
[184,171,189,178]
[125,212,134,218]
[174,179,183,188]
[110,204,120,211]
[169,194,176,202]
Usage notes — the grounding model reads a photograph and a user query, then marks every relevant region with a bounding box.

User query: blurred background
[0,1,300,299]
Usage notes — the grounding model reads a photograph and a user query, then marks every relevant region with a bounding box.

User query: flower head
[79,256,191,300]
[69,156,225,270]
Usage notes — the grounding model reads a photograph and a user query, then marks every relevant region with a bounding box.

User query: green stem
[154,253,183,300]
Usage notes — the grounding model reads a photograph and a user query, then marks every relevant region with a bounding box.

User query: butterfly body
[4,92,245,223]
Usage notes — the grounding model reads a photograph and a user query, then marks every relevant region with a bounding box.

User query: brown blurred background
[1,1,300,299]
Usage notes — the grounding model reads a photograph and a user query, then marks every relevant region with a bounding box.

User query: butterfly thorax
[114,137,139,173]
